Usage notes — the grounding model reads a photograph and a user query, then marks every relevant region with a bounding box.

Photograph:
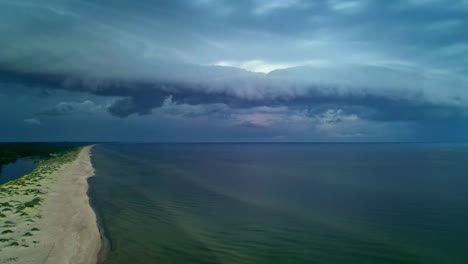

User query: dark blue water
[89,144,468,264]
[0,158,38,185]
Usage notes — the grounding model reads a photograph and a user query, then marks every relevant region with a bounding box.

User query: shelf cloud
[1,0,467,141]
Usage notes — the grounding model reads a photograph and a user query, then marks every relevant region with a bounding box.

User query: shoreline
[0,146,101,264]
[87,150,110,264]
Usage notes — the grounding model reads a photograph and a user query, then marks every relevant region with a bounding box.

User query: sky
[1,0,468,142]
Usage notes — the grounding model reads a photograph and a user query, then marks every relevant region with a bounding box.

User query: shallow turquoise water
[89,144,468,264]
[0,158,37,185]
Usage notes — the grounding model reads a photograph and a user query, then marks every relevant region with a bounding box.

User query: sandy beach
[0,146,101,264]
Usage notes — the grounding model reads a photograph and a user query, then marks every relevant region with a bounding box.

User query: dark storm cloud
[1,0,468,141]
[1,62,465,121]
[39,100,107,116]
[2,0,467,68]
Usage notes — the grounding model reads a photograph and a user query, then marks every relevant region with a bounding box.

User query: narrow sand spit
[0,146,101,264]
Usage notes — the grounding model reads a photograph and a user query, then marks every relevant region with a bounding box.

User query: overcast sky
[1,0,468,142]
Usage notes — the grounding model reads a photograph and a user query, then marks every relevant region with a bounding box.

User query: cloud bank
[1,0,468,141]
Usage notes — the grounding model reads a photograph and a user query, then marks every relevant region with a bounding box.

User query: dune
[0,146,101,264]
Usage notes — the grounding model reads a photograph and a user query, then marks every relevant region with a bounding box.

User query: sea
[89,143,468,264]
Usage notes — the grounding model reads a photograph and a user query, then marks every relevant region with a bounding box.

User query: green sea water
[89,144,468,264]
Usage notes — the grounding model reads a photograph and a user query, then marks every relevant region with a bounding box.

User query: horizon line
[1,141,468,144]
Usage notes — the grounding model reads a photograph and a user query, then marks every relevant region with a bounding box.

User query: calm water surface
[89,144,468,264]
[0,158,37,185]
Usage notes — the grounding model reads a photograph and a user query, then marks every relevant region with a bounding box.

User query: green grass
[6,242,19,247]
[0,146,85,250]
[23,197,42,208]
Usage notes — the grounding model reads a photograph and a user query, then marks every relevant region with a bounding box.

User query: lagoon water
[0,158,37,185]
[90,144,468,264]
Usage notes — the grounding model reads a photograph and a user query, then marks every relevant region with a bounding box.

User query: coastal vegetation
[0,143,84,175]
[0,147,81,251]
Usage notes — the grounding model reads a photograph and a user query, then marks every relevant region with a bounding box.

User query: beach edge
[87,145,110,264]
[83,145,103,264]
[40,145,102,264]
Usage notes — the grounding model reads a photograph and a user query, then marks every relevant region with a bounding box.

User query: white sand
[0,146,101,264]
